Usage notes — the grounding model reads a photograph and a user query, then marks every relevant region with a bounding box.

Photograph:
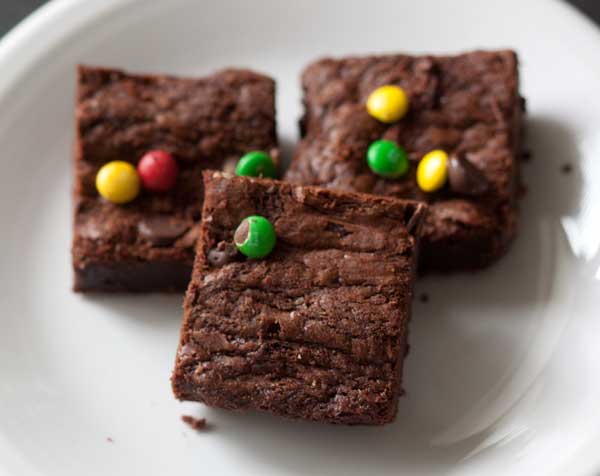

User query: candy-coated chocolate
[366,140,409,178]
[448,154,489,195]
[366,85,409,123]
[235,151,276,178]
[417,150,449,192]
[234,215,276,259]
[137,150,179,192]
[96,161,140,204]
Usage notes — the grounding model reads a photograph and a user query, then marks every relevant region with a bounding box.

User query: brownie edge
[172,171,427,425]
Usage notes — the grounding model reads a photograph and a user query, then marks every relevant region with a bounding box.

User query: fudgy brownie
[171,171,427,424]
[72,66,278,291]
[286,50,524,271]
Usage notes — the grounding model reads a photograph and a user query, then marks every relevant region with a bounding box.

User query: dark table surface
[1,0,600,37]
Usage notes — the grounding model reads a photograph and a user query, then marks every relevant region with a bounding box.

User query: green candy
[234,215,276,259]
[366,140,409,178]
[235,151,276,178]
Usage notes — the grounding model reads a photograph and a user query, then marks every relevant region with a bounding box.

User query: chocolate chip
[207,241,238,266]
[448,154,489,196]
[138,216,190,246]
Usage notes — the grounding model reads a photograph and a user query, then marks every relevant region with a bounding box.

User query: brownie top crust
[77,66,277,166]
[286,50,523,270]
[193,171,427,279]
[73,66,278,274]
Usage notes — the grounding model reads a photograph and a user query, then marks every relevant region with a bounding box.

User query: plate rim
[0,0,125,102]
[1,0,600,475]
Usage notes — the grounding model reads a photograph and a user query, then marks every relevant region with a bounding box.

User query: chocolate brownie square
[286,50,524,271]
[72,66,278,291]
[171,171,427,424]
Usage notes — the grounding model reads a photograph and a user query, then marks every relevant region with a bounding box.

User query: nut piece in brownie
[171,171,427,425]
[285,50,524,271]
[72,66,278,291]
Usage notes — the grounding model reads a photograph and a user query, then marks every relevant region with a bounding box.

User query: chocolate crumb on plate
[181,415,207,431]
[419,293,429,303]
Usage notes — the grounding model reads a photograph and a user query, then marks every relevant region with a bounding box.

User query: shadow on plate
[278,134,296,172]
[80,293,184,330]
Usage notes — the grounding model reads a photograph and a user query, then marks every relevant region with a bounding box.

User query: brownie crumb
[419,293,429,303]
[181,415,207,431]
[106,437,113,443]
[561,163,573,174]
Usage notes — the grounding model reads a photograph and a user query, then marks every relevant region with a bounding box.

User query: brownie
[286,50,524,271]
[171,171,427,425]
[72,66,278,291]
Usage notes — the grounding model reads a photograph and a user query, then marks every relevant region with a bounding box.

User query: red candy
[137,150,178,192]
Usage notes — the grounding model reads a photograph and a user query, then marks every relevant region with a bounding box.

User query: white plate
[1,0,600,474]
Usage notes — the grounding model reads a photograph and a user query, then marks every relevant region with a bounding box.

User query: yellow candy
[417,150,449,192]
[96,161,140,204]
[366,85,409,123]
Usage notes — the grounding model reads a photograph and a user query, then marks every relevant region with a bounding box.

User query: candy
[235,151,276,178]
[366,85,409,123]
[96,161,140,204]
[234,215,276,259]
[367,140,409,178]
[416,150,449,192]
[137,150,179,192]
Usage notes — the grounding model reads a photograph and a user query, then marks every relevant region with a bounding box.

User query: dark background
[0,0,599,37]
